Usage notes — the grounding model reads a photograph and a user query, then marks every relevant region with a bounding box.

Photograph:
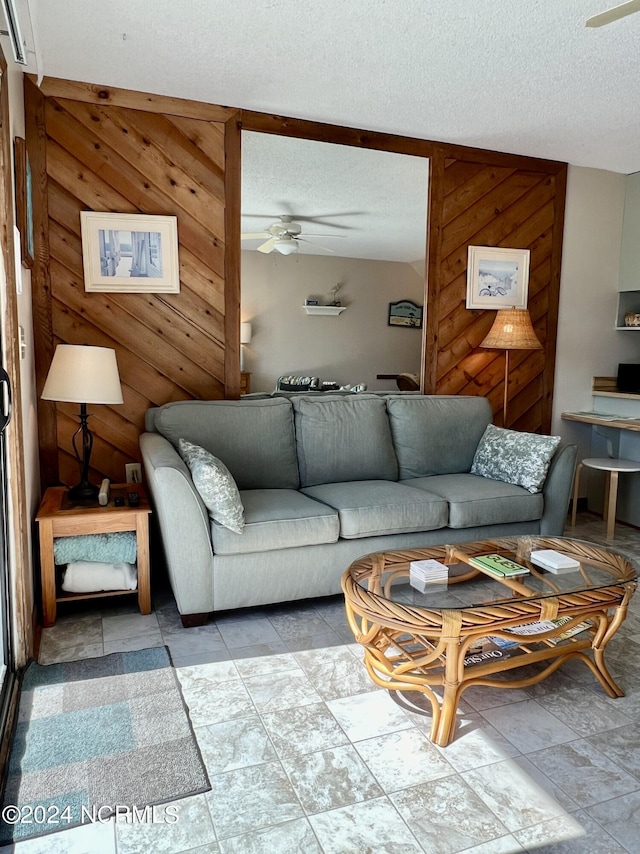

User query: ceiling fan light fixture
[273,239,298,255]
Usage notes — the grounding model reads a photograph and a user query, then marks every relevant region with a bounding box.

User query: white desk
[563,396,640,528]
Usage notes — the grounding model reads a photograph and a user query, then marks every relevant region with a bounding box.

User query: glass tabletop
[353,538,638,612]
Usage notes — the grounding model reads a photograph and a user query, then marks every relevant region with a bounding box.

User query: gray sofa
[140,393,577,626]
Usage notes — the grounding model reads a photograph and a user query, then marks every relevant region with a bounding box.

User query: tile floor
[5,514,640,853]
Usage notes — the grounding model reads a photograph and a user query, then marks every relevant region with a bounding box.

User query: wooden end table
[36,485,152,627]
[342,536,638,747]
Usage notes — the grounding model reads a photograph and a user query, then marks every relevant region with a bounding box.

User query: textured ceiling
[241,134,429,261]
[14,0,640,259]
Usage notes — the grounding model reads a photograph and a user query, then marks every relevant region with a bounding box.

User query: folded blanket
[61,561,138,593]
[54,532,137,565]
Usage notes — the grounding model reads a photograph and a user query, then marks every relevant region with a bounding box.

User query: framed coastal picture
[388,299,423,328]
[14,137,34,269]
[466,246,530,310]
[80,211,180,293]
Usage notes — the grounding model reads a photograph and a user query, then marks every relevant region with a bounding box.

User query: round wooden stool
[571,457,640,539]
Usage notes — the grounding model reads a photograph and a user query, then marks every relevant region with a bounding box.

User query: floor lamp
[480,308,542,427]
[41,344,124,500]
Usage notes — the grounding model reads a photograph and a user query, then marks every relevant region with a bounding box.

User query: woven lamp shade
[480,308,542,351]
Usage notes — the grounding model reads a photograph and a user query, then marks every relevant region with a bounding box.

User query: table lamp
[480,308,542,426]
[240,321,252,371]
[42,344,124,500]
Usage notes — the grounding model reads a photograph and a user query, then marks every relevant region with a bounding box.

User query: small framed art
[388,300,423,328]
[466,246,530,310]
[80,211,180,293]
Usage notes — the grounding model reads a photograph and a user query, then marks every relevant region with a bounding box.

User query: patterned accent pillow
[178,438,245,533]
[470,424,561,494]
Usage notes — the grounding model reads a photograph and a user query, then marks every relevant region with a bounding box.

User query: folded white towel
[62,561,138,593]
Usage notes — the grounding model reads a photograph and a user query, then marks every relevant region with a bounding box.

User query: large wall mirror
[240,131,430,393]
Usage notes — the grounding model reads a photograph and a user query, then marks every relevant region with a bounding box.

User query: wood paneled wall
[27,78,566,490]
[26,77,240,487]
[426,150,566,432]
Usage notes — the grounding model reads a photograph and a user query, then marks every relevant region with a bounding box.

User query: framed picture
[466,246,530,310]
[388,299,423,328]
[14,137,34,269]
[80,211,180,293]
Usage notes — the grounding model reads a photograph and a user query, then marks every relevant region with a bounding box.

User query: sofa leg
[180,612,210,628]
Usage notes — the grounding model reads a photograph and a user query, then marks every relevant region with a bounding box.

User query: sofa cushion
[178,439,245,533]
[292,394,398,487]
[386,395,493,479]
[470,424,561,493]
[211,489,339,555]
[151,398,299,490]
[403,473,543,528]
[301,481,448,539]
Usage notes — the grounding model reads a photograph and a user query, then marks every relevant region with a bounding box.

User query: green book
[469,553,529,578]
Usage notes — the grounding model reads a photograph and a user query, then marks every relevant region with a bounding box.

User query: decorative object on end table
[466,246,530,309]
[41,344,123,500]
[80,211,180,293]
[479,308,542,425]
[388,299,423,328]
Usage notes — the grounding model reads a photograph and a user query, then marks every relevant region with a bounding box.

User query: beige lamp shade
[480,308,542,351]
[42,344,124,404]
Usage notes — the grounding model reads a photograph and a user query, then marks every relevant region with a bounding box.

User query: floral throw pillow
[178,438,245,533]
[470,424,561,494]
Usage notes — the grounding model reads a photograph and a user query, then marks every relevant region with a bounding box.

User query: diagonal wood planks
[41,88,231,484]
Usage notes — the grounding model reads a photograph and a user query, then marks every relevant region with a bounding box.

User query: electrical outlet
[125,463,142,484]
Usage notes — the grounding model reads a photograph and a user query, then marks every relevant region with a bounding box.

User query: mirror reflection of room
[240,132,429,393]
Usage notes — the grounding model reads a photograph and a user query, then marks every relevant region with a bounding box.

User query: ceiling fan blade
[297,238,336,253]
[241,231,270,240]
[586,0,640,27]
[243,212,364,230]
[257,237,276,253]
[302,233,347,239]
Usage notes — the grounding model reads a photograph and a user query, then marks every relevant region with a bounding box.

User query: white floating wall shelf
[303,305,347,316]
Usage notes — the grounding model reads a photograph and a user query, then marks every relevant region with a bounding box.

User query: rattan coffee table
[341,536,637,746]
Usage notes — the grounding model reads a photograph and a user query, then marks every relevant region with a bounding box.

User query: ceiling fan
[241,215,346,255]
[586,0,640,27]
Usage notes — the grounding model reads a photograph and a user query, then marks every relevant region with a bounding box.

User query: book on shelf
[504,616,591,642]
[464,639,508,667]
[468,553,530,578]
[546,616,592,644]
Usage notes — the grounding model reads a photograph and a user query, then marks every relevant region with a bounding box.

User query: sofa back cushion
[292,394,398,487]
[386,395,493,479]
[151,398,299,489]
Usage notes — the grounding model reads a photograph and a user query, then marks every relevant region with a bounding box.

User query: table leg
[136,514,151,615]
[606,470,619,540]
[571,462,583,527]
[434,638,462,747]
[39,519,57,627]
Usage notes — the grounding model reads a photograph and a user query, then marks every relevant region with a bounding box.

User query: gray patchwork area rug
[0,646,210,843]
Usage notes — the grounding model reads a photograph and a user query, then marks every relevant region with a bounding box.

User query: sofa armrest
[140,432,215,615]
[540,443,578,536]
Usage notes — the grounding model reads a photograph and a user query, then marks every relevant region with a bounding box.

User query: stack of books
[409,559,448,591]
[530,549,580,574]
[468,553,529,579]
